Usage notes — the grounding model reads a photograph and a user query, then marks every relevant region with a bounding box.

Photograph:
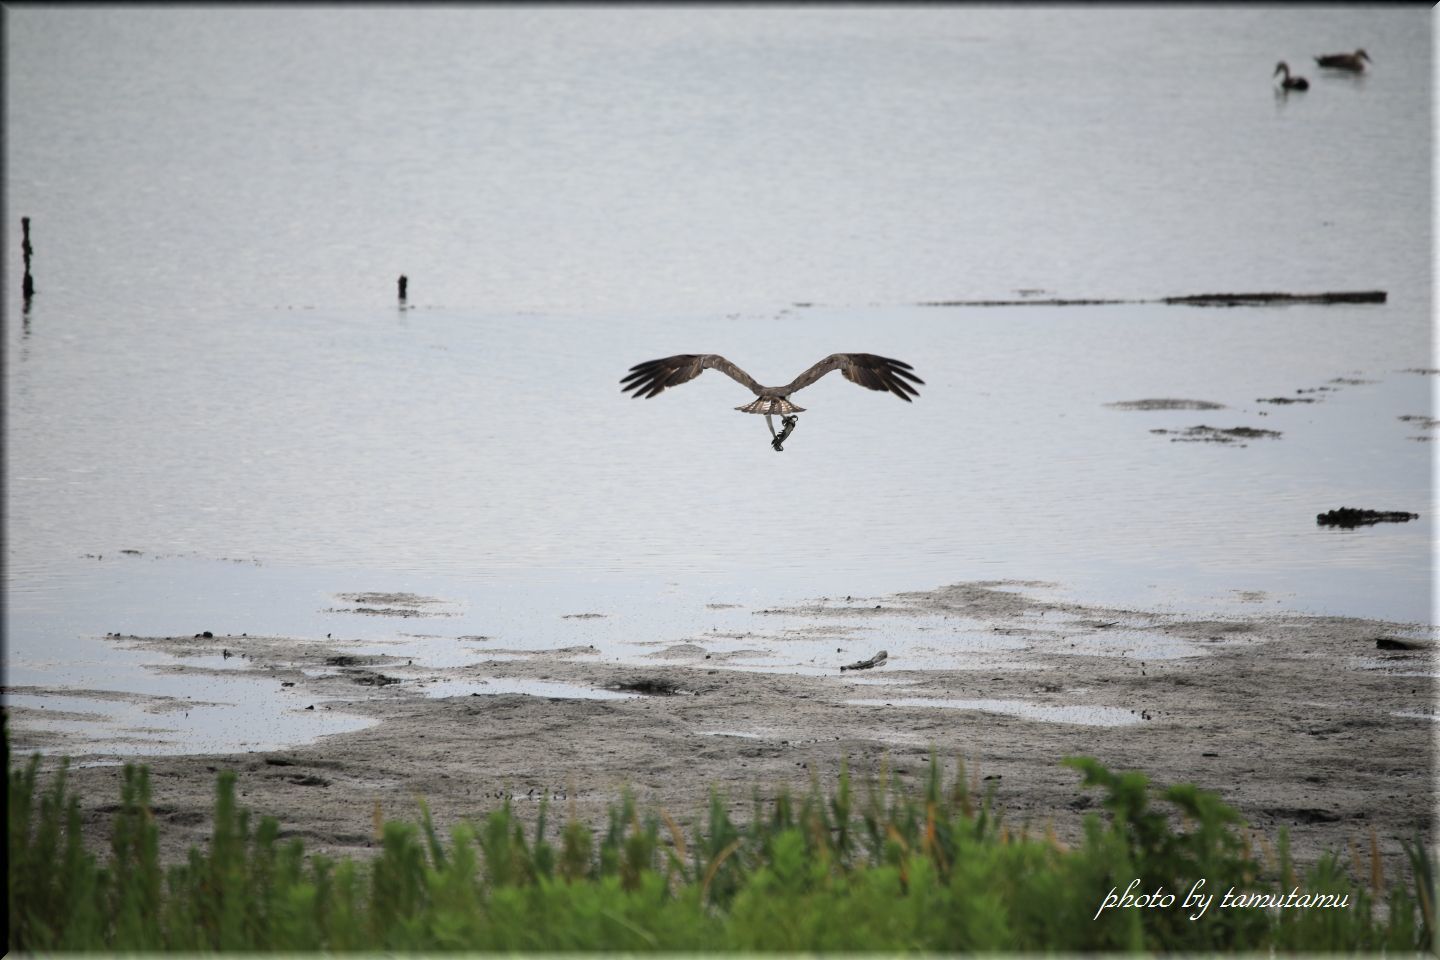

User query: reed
[7,734,1435,952]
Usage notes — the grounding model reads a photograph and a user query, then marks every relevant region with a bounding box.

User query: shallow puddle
[4,688,375,757]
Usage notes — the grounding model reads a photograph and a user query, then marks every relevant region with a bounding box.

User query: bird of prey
[1313,48,1370,72]
[620,353,923,451]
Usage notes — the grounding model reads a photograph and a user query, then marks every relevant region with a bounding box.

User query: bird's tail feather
[736,397,805,415]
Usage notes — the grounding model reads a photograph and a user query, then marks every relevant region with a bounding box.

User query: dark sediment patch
[1258,396,1318,405]
[327,606,456,618]
[1149,425,1282,444]
[612,678,683,696]
[345,670,402,687]
[336,592,443,606]
[329,592,458,618]
[1105,399,1226,411]
[1263,806,1344,825]
[281,774,330,787]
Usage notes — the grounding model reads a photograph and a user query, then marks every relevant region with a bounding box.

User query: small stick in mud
[397,274,408,301]
[840,650,888,672]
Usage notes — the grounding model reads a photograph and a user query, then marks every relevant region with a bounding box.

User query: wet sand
[8,581,1435,881]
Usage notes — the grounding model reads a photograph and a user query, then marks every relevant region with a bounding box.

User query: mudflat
[9,581,1434,881]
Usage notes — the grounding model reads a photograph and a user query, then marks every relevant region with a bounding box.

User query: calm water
[4,8,1434,751]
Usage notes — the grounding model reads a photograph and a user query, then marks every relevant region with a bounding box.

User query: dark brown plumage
[620,353,924,407]
[1274,62,1309,91]
[1314,48,1370,72]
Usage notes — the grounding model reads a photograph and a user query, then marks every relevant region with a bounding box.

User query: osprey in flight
[620,353,924,451]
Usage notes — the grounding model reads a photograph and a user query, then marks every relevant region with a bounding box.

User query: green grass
[7,725,1435,952]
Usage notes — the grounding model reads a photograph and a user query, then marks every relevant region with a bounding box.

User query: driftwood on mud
[840,650,888,672]
[906,290,1386,309]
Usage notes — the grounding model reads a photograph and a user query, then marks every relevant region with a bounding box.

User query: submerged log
[1162,290,1387,306]
[908,290,1386,309]
[1316,507,1420,528]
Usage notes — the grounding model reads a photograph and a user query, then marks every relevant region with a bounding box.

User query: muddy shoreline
[7,581,1435,882]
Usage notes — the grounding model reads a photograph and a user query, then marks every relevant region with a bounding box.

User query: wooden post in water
[21,217,35,300]
[397,274,408,302]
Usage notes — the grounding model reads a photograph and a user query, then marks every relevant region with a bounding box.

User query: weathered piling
[397,274,408,301]
[21,217,35,299]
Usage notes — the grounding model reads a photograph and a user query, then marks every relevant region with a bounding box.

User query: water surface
[4,7,1432,753]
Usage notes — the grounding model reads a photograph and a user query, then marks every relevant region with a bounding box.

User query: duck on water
[1274,62,1309,90]
[1314,48,1370,72]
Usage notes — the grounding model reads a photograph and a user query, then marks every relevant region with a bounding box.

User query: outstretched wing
[780,353,924,402]
[620,354,765,399]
